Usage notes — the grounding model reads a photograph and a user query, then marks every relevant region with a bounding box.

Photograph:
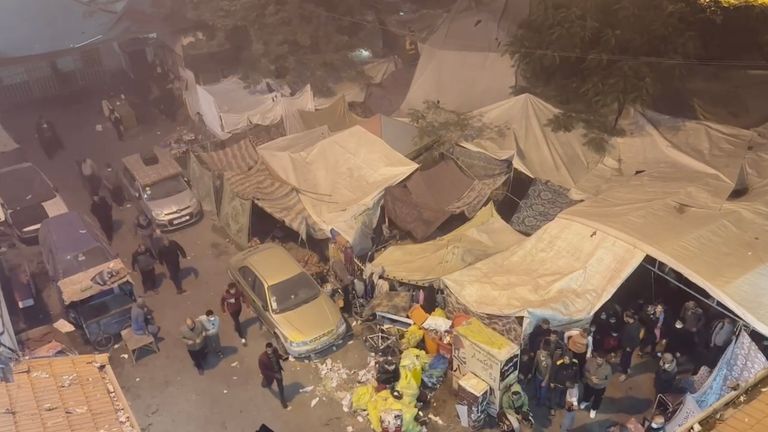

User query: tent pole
[642,261,747,329]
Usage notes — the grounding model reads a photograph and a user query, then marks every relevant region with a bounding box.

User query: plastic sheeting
[297,96,361,133]
[217,180,253,248]
[358,114,422,158]
[384,159,475,241]
[258,126,418,252]
[398,0,527,114]
[373,204,525,284]
[188,153,216,213]
[440,218,645,328]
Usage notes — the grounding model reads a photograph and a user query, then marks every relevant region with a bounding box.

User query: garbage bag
[397,348,430,401]
[432,308,447,318]
[422,354,450,388]
[352,384,376,411]
[400,324,424,350]
[367,389,420,432]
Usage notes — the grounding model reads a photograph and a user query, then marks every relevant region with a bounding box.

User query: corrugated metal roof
[0,354,140,432]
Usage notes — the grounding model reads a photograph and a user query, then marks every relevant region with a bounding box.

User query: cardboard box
[452,319,520,414]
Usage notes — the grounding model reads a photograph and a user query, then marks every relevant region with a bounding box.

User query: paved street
[1,93,659,432]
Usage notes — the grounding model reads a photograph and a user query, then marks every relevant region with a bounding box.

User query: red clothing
[221,288,245,314]
[258,351,283,379]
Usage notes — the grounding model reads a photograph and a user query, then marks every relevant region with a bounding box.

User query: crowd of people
[511,297,739,431]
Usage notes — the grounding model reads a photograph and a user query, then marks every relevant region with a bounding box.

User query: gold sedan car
[227,243,347,357]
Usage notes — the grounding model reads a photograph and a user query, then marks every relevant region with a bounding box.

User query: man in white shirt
[561,381,578,432]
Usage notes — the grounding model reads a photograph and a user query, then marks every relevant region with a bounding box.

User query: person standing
[549,354,580,416]
[708,317,735,367]
[580,351,612,419]
[35,115,63,158]
[563,328,591,372]
[221,283,248,346]
[157,236,188,295]
[101,163,125,207]
[618,311,642,382]
[259,342,289,408]
[529,319,552,353]
[134,214,156,252]
[181,317,207,375]
[131,298,158,336]
[199,309,223,358]
[131,244,157,294]
[108,108,124,141]
[533,339,553,408]
[676,300,705,357]
[90,195,114,243]
[560,381,578,432]
[79,157,101,196]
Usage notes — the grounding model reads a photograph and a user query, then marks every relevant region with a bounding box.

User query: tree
[508,0,709,151]
[180,0,378,95]
[408,100,508,146]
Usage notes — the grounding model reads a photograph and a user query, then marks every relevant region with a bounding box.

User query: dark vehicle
[0,163,67,242]
[39,212,135,350]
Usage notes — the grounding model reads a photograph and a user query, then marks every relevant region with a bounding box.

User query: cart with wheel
[359,292,413,357]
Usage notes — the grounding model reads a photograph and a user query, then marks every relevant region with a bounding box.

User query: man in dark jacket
[90,195,113,243]
[618,311,643,382]
[35,115,63,158]
[259,342,289,408]
[131,244,157,294]
[157,236,188,295]
[529,319,551,353]
[549,354,580,414]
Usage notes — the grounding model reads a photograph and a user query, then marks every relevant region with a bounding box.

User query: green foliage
[181,0,376,94]
[408,100,508,146]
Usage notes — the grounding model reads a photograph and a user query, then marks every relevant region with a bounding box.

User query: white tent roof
[373,204,525,284]
[440,217,645,328]
[398,0,526,114]
[258,126,418,252]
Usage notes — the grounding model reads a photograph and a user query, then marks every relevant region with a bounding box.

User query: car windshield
[143,176,187,201]
[0,165,55,209]
[59,245,112,279]
[76,289,133,323]
[267,272,320,314]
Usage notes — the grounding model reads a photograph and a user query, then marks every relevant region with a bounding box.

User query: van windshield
[143,176,187,201]
[60,246,112,279]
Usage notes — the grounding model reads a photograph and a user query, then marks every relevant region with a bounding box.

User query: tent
[296,96,361,133]
[398,0,529,113]
[191,128,331,247]
[373,204,525,284]
[383,158,502,240]
[313,57,400,108]
[257,126,418,252]
[440,217,645,329]
[357,114,424,158]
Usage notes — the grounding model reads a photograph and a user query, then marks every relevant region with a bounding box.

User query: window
[238,266,266,305]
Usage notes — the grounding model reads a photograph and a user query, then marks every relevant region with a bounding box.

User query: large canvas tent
[398,0,529,113]
[440,217,645,329]
[258,125,418,252]
[358,114,424,158]
[373,204,525,284]
[191,129,331,247]
[296,96,361,133]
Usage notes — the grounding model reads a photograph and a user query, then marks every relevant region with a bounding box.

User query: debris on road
[300,386,315,393]
[120,354,129,359]
[53,318,76,333]
[428,414,445,425]
[311,397,319,408]
[230,361,239,368]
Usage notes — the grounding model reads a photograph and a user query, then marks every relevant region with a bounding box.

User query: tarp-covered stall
[358,114,423,158]
[383,159,501,241]
[258,126,418,252]
[373,204,524,284]
[440,218,645,329]
[398,0,529,114]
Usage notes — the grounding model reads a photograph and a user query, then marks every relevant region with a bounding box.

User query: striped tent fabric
[224,160,327,239]
[196,139,260,173]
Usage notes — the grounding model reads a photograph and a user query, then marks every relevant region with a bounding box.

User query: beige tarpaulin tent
[297,96,361,133]
[440,218,645,328]
[313,57,400,108]
[373,204,525,284]
[258,126,418,252]
[358,114,423,158]
[398,0,529,114]
[561,141,768,335]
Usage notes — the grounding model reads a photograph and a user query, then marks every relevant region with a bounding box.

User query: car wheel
[93,333,114,352]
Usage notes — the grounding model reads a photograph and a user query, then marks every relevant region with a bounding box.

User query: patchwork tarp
[258,126,418,252]
[384,159,475,240]
[358,114,423,158]
[297,96,361,133]
[509,179,579,235]
[188,153,216,213]
[217,179,252,248]
[693,331,768,410]
[373,204,525,284]
[398,0,528,113]
[440,218,645,328]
